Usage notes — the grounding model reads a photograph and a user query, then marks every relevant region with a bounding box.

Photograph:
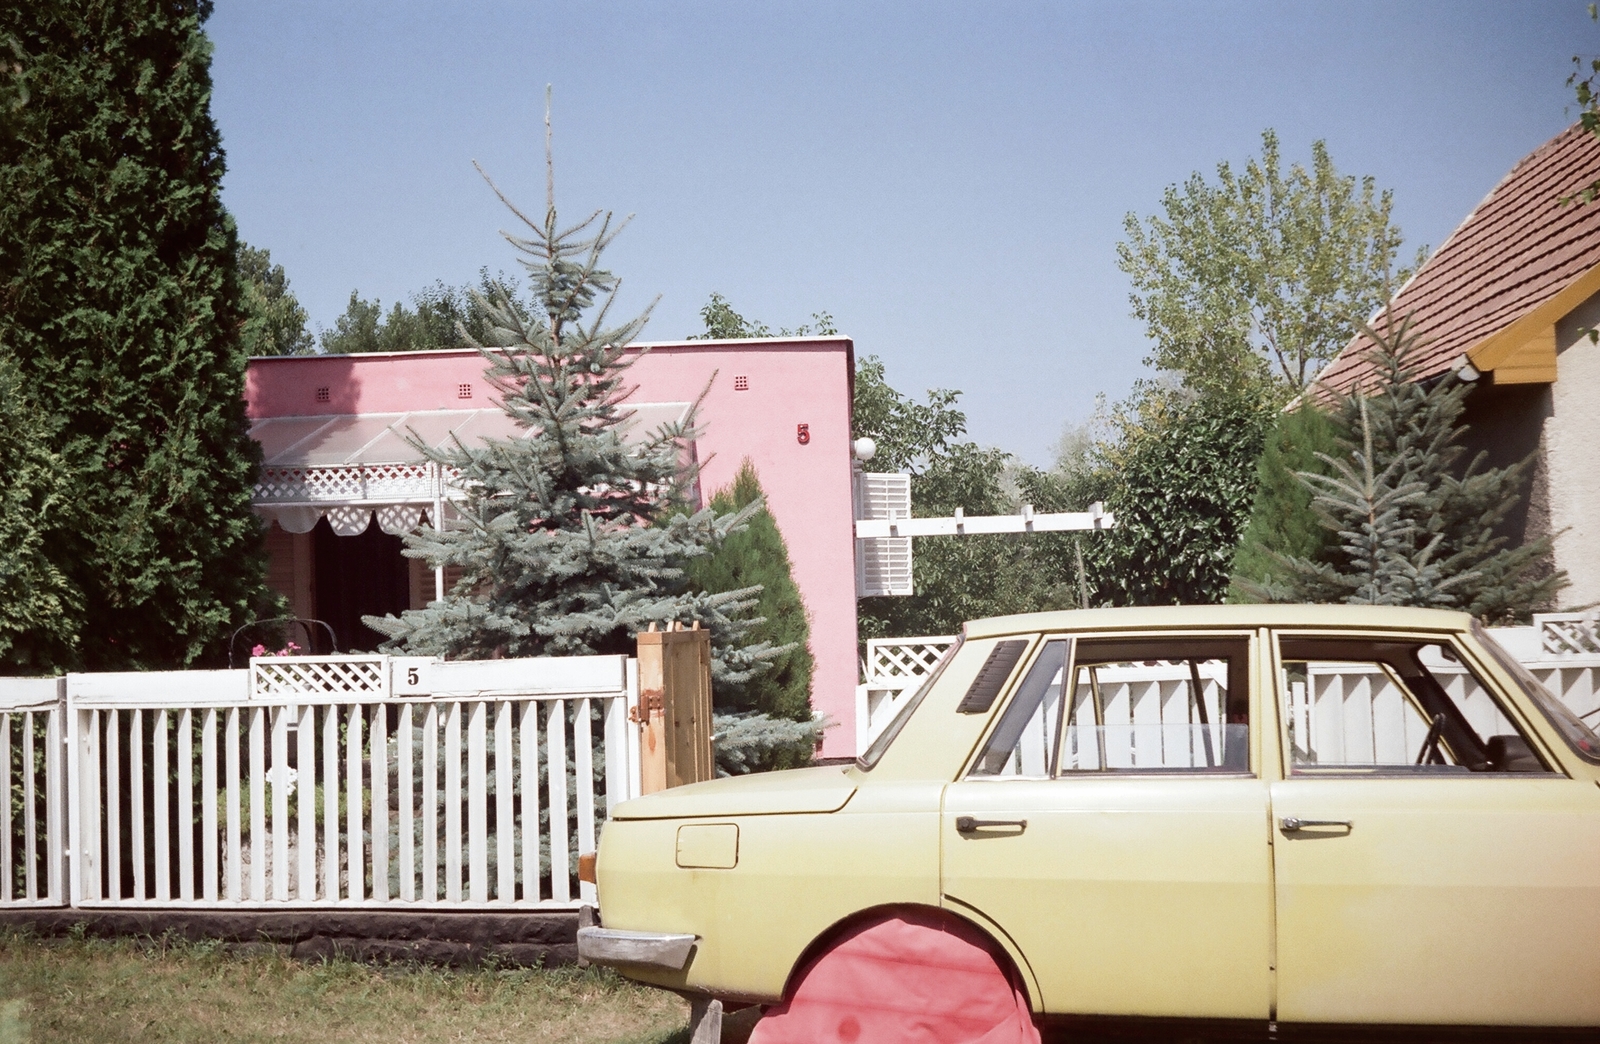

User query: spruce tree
[0,1,271,671]
[364,122,777,666]
[1242,318,1565,619]
[684,460,813,721]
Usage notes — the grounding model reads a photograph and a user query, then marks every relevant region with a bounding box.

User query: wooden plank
[519,700,539,903]
[131,710,146,901]
[271,707,288,901]
[347,705,363,902]
[202,709,218,902]
[1,714,11,902]
[494,701,513,903]
[575,697,595,906]
[603,693,626,815]
[226,707,241,902]
[322,705,339,901]
[105,710,120,902]
[23,712,36,901]
[371,704,388,902]
[548,700,569,904]
[178,707,195,901]
[422,704,438,902]
[154,710,170,902]
[249,707,265,902]
[84,709,101,901]
[445,702,462,903]
[467,700,486,903]
[45,705,62,904]
[298,703,315,901]
[398,703,414,902]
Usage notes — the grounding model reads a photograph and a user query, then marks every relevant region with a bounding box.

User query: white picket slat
[1,715,11,902]
[200,710,217,902]
[131,710,146,901]
[548,701,569,904]
[249,707,265,902]
[444,702,462,903]
[105,710,120,902]
[371,705,388,902]
[575,698,595,906]
[520,700,539,903]
[467,700,487,903]
[298,703,316,901]
[422,703,438,902]
[178,707,195,901]
[347,706,363,902]
[271,708,288,901]
[226,707,241,902]
[494,701,513,903]
[322,705,338,901]
[398,703,414,902]
[153,710,169,902]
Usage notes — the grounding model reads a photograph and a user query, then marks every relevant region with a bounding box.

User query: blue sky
[208,0,1589,466]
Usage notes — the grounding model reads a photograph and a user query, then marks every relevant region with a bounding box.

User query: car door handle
[1279,816,1353,833]
[956,816,1027,834]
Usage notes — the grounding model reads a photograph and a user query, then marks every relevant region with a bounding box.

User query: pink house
[244,338,861,756]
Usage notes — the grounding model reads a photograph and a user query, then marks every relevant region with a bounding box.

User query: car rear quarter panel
[596,780,945,1000]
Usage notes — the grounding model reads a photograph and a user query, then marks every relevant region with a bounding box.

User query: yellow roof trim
[1466,261,1600,379]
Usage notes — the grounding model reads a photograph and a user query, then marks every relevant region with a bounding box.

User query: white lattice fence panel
[865,637,957,685]
[251,657,388,701]
[1537,613,1600,656]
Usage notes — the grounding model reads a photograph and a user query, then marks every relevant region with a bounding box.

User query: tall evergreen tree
[364,120,779,670]
[1240,318,1565,620]
[1229,403,1342,597]
[0,1,271,671]
[684,460,813,721]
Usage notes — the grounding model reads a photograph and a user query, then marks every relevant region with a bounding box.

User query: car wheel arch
[781,902,1043,1015]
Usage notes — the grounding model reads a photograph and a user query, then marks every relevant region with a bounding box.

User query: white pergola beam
[854,503,1114,539]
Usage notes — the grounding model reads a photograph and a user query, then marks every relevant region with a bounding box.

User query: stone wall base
[0,908,579,968]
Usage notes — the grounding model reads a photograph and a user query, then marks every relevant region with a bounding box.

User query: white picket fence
[2,653,639,910]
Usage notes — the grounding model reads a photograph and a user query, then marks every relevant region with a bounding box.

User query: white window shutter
[855,472,913,597]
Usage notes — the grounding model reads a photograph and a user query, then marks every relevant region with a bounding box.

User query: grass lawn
[0,932,693,1043]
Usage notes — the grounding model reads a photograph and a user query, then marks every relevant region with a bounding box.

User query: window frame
[960,629,1258,780]
[1270,629,1561,778]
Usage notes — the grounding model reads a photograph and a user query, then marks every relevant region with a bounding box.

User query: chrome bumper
[577,926,698,971]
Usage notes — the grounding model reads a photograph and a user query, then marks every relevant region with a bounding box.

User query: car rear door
[1267,631,1600,1027]
[940,631,1274,1020]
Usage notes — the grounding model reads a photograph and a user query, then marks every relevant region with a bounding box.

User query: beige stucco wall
[1549,290,1600,608]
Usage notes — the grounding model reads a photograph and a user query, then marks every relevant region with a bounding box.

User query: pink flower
[251,644,267,658]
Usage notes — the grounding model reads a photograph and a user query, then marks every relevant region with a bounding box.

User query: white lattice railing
[0,679,65,907]
[54,654,638,910]
[1534,613,1600,656]
[254,463,438,505]
[856,636,958,748]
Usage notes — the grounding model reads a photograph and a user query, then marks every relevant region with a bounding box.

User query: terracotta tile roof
[1314,122,1600,394]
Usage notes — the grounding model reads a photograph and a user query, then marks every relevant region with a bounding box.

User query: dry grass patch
[0,932,688,1043]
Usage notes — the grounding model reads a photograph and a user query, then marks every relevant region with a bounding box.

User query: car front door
[1268,632,1600,1027]
[940,632,1274,1020]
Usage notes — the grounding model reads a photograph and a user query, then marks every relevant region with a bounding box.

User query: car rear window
[1472,620,1600,764]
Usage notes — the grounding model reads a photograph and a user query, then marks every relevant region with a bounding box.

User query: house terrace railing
[2,653,640,911]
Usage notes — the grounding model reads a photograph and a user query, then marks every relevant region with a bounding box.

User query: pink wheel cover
[748,909,1041,1044]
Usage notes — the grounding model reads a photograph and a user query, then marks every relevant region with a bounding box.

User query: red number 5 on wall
[796,423,810,445]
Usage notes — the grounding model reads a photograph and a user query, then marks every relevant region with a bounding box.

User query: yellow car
[580,605,1600,1038]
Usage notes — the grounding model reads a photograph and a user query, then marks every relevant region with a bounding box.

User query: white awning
[250,403,692,536]
[250,403,693,468]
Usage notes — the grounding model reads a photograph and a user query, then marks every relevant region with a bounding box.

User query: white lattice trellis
[254,463,436,504]
[865,636,958,685]
[250,656,388,700]
[1537,613,1600,656]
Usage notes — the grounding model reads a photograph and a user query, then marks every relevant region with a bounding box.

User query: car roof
[963,603,1476,639]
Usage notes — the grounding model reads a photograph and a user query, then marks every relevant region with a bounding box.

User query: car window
[970,640,1068,777]
[1278,635,1554,775]
[1061,637,1250,773]
[1472,620,1600,764]
[969,636,1252,776]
